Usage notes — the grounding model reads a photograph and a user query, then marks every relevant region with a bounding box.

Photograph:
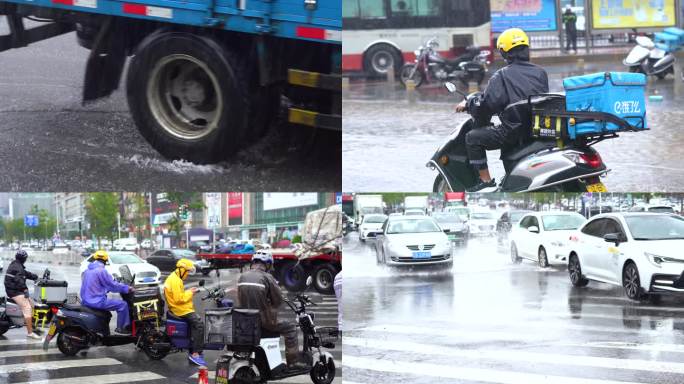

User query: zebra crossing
[341,292,684,384]
[0,293,341,383]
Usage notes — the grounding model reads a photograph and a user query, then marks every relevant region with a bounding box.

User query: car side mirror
[604,233,621,245]
[81,251,91,258]
[443,229,451,233]
[528,226,540,234]
[199,279,205,287]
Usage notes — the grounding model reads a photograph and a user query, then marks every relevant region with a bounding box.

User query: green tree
[131,193,149,241]
[165,193,205,244]
[85,193,119,248]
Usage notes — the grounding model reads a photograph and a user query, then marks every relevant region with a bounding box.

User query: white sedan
[510,211,586,267]
[80,251,161,286]
[358,214,388,241]
[468,210,497,236]
[567,213,684,300]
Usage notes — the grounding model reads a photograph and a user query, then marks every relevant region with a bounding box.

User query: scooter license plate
[48,323,57,336]
[587,182,607,192]
[412,251,431,259]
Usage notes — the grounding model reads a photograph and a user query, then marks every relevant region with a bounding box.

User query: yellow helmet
[176,258,196,272]
[92,250,109,263]
[496,28,529,52]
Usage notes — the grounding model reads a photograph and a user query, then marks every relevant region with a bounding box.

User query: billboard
[205,193,222,229]
[491,0,558,32]
[24,215,39,227]
[263,193,318,211]
[592,0,676,29]
[227,192,243,225]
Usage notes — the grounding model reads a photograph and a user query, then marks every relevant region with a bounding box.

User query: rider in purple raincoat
[80,250,133,334]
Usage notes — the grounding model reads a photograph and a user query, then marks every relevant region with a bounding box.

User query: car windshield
[361,207,383,215]
[109,253,144,264]
[432,214,463,224]
[471,212,494,220]
[510,211,528,222]
[542,214,585,231]
[626,215,684,240]
[649,206,675,213]
[171,250,196,257]
[364,215,387,224]
[387,218,441,234]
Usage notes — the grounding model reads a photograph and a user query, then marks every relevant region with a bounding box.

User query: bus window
[391,0,441,17]
[343,0,387,19]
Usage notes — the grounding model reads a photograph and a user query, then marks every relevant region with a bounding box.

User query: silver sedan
[374,215,453,267]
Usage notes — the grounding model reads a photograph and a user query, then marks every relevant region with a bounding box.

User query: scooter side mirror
[199,279,205,287]
[306,276,313,287]
[445,82,457,93]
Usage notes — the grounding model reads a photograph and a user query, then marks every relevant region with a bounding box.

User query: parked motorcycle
[217,277,337,384]
[0,269,66,335]
[428,82,642,192]
[400,37,489,88]
[623,35,675,79]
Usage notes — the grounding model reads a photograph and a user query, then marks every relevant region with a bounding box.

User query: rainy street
[0,28,340,192]
[342,231,684,384]
[0,258,341,384]
[342,58,684,192]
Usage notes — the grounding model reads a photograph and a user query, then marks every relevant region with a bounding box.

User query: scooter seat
[64,303,112,319]
[261,329,281,338]
[502,141,556,162]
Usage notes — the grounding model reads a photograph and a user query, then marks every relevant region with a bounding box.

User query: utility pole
[117,212,121,239]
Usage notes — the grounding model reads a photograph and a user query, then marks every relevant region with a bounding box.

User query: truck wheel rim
[147,54,223,141]
[316,270,333,289]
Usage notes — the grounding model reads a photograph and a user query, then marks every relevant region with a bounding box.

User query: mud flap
[82,17,127,103]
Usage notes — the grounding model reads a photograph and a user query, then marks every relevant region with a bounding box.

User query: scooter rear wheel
[142,330,170,360]
[310,357,335,384]
[232,366,257,384]
[56,329,83,356]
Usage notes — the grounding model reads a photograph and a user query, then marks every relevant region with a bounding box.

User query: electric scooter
[216,277,338,384]
[623,35,675,79]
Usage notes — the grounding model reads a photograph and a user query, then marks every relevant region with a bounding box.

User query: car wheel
[622,262,644,300]
[510,242,521,264]
[568,254,589,287]
[538,247,549,268]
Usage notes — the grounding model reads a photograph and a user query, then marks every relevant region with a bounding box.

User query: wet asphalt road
[342,230,684,384]
[0,25,340,192]
[0,262,341,383]
[342,59,684,192]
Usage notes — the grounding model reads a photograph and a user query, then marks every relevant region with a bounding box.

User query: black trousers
[465,125,511,170]
[566,30,577,51]
[181,312,204,354]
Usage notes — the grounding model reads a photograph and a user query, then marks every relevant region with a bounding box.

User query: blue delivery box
[654,32,680,52]
[664,27,684,45]
[563,71,647,139]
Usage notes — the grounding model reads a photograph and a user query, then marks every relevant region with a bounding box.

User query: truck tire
[279,261,308,292]
[127,32,249,164]
[312,264,338,295]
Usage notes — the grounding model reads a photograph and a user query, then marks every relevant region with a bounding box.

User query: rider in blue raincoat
[80,250,133,334]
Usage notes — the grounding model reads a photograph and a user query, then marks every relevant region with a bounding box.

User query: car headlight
[646,252,683,267]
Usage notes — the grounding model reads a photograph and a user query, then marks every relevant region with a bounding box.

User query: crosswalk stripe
[15,371,166,384]
[526,301,684,313]
[0,339,44,346]
[355,325,541,342]
[0,349,63,358]
[563,341,684,354]
[0,357,121,374]
[344,336,684,374]
[343,355,648,384]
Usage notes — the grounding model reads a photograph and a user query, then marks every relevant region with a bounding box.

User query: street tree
[85,192,119,248]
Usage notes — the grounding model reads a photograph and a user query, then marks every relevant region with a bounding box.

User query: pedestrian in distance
[164,258,206,366]
[3,250,40,339]
[563,4,578,54]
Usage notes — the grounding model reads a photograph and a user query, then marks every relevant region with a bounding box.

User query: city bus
[342,0,491,76]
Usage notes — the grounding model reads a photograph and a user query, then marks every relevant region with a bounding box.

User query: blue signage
[491,0,558,33]
[335,192,342,205]
[24,215,39,227]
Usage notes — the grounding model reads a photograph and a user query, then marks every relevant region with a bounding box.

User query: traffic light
[179,204,188,220]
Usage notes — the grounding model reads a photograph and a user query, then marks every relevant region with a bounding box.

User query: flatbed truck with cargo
[0,0,341,163]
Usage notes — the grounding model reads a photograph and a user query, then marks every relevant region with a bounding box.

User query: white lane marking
[0,357,121,374]
[357,325,543,342]
[563,341,684,354]
[16,371,165,384]
[345,337,684,374]
[0,339,44,346]
[0,349,63,358]
[526,301,684,313]
[343,355,648,384]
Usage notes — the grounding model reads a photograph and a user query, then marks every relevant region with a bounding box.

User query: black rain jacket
[467,60,549,138]
[237,264,284,330]
[4,260,38,298]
